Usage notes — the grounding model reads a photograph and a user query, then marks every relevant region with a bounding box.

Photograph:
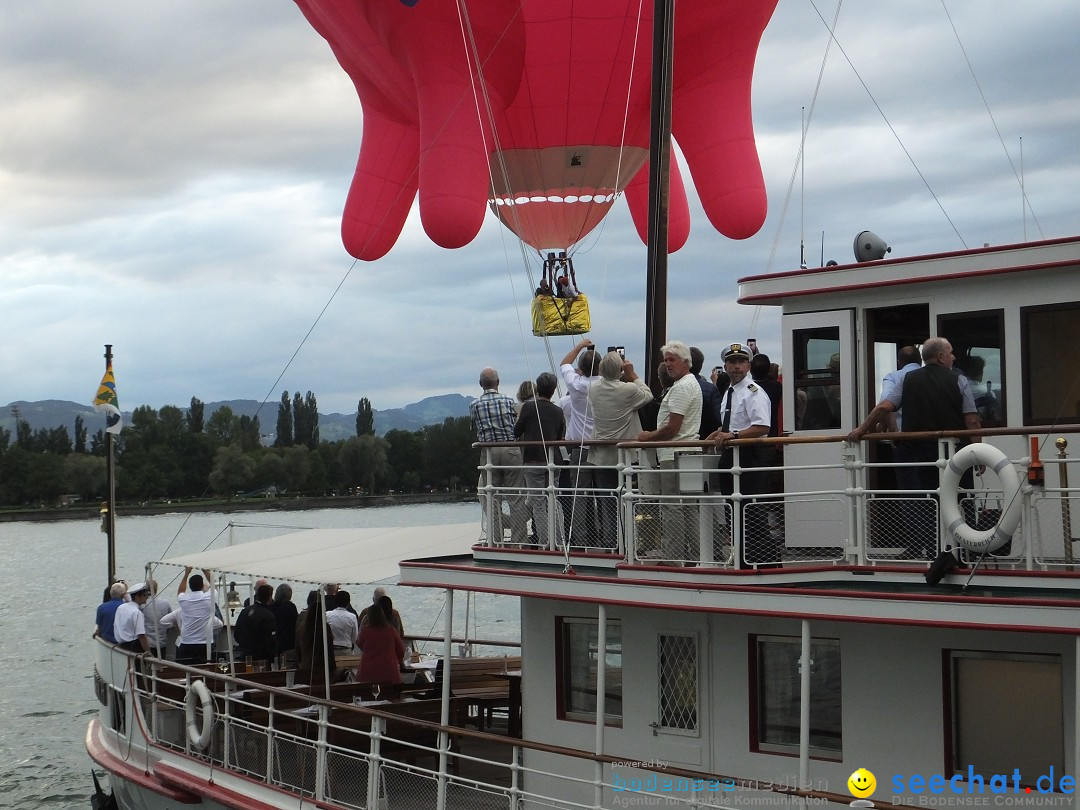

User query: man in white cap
[114,582,151,653]
[708,342,773,566]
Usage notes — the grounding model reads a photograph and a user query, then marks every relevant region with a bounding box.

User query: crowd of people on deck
[469,332,982,564]
[468,338,783,556]
[94,573,411,686]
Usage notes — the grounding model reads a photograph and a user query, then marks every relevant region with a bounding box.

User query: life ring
[939,443,1021,554]
[185,679,214,750]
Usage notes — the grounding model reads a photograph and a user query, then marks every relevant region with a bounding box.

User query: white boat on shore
[88,234,1080,809]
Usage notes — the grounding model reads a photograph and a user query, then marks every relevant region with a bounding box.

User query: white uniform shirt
[177,589,215,645]
[723,375,771,433]
[656,374,703,463]
[114,600,146,644]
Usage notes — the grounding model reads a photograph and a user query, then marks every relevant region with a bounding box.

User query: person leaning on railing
[845,337,982,559]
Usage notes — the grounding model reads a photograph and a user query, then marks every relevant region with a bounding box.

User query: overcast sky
[2,1,1077,422]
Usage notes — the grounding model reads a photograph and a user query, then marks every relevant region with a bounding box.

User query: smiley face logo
[847,768,876,798]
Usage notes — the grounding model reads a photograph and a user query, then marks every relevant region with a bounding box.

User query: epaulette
[748,383,759,392]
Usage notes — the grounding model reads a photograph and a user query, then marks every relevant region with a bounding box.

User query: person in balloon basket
[556,274,578,298]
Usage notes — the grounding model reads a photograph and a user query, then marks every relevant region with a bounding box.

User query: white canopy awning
[156,523,478,585]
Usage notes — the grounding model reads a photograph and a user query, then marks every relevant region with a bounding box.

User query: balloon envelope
[294,0,777,260]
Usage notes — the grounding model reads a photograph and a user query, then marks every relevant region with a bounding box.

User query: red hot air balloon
[293,0,777,261]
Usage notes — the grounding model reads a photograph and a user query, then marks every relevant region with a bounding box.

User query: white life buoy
[185,679,214,750]
[939,443,1022,554]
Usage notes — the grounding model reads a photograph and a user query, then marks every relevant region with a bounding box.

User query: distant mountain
[0,393,474,443]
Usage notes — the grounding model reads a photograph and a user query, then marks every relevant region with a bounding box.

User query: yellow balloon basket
[531,293,591,337]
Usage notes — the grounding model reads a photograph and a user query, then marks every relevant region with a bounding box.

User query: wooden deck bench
[444,656,520,730]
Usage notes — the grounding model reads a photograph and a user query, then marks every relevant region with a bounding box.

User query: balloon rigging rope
[806,0,966,248]
[457,1,642,554]
[752,0,845,342]
[455,0,562,385]
[938,0,1043,239]
[572,0,648,320]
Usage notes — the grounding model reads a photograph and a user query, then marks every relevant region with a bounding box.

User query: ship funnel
[853,230,891,262]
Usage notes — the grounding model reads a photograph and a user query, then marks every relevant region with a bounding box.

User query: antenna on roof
[799,107,807,269]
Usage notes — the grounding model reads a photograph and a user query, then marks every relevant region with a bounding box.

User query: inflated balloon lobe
[293,0,777,260]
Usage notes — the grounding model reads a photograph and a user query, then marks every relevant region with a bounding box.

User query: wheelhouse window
[939,310,1006,427]
[947,651,1063,781]
[1021,302,1080,425]
[792,327,842,431]
[752,635,842,758]
[557,617,622,725]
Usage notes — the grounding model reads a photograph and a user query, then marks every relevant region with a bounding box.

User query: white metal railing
[475,430,1080,571]
[100,645,854,810]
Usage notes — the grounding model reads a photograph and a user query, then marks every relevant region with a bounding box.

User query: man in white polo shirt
[637,340,703,563]
[176,567,215,665]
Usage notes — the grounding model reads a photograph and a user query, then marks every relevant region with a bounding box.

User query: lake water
[0,501,514,809]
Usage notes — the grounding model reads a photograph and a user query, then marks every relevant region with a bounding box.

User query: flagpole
[104,344,117,586]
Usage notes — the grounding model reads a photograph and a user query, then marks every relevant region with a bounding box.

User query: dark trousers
[593,467,620,549]
[894,440,974,558]
[176,642,211,665]
[715,446,775,566]
[560,447,597,545]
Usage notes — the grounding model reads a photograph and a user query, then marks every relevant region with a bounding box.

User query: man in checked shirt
[470,367,528,545]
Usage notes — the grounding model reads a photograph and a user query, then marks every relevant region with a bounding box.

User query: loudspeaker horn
[853,230,891,262]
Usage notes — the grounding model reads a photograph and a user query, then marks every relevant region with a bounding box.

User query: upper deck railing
[474,427,1080,571]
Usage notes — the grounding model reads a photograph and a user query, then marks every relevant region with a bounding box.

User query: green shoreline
[0,491,475,523]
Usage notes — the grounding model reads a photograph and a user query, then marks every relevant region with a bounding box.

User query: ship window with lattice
[658,633,698,733]
[752,635,842,759]
[557,617,622,725]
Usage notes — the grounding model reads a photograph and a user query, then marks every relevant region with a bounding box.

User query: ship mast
[644,0,674,392]
[103,344,117,585]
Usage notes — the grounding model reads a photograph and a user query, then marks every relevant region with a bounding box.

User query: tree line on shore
[0,393,476,508]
